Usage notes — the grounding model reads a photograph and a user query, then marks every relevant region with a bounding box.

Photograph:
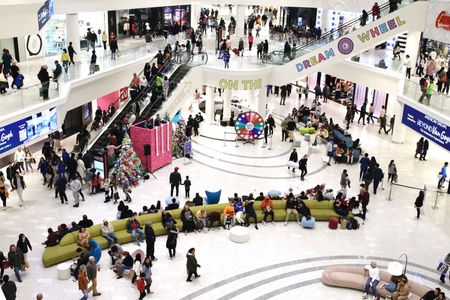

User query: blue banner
[402,104,450,152]
[184,140,192,155]
[37,0,54,30]
[0,108,57,155]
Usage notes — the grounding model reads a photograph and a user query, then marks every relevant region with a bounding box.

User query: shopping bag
[95,64,100,72]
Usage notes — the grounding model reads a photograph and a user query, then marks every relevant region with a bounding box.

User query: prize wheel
[234,111,264,140]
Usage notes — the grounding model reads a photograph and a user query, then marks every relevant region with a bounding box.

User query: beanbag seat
[301,216,315,228]
[328,217,339,229]
[205,190,221,204]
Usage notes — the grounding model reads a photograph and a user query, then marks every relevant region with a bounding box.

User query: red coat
[136,278,145,292]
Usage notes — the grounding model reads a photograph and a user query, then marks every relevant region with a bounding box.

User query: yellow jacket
[61,52,70,62]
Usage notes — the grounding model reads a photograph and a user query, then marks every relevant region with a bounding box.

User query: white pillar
[404,31,421,68]
[190,3,200,28]
[391,98,405,143]
[205,86,215,124]
[236,5,245,38]
[66,13,80,55]
[320,9,330,32]
[223,88,232,121]
[257,87,267,117]
[247,89,256,110]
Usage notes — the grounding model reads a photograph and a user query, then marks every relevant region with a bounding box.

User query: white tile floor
[0,84,449,299]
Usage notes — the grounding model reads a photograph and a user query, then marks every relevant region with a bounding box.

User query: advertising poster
[401,104,449,152]
[0,108,57,155]
[424,0,450,43]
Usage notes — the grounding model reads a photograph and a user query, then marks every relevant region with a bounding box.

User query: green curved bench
[42,199,343,267]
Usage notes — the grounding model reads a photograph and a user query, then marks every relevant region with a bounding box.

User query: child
[136,272,147,299]
[347,149,353,165]
[91,172,102,194]
[437,260,449,284]
[182,176,191,198]
[103,179,112,203]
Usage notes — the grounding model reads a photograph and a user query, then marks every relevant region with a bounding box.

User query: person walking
[186,248,201,282]
[16,234,31,269]
[55,170,68,204]
[1,275,17,300]
[89,50,97,75]
[386,115,395,135]
[414,190,424,219]
[288,149,298,173]
[86,256,101,296]
[414,137,424,158]
[287,117,296,143]
[136,272,147,300]
[372,164,384,194]
[359,153,370,180]
[11,171,25,207]
[223,50,230,69]
[24,148,34,173]
[37,66,50,100]
[419,139,429,161]
[0,171,8,210]
[61,49,70,73]
[166,224,178,259]
[70,176,82,207]
[367,104,375,124]
[387,160,397,183]
[141,257,153,294]
[101,31,107,50]
[78,265,89,300]
[358,103,367,125]
[68,42,77,65]
[299,155,308,181]
[438,162,448,190]
[248,33,254,51]
[7,245,24,282]
[340,170,351,197]
[169,167,182,197]
[145,221,157,261]
[378,115,388,134]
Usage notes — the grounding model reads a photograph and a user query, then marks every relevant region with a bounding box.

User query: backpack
[347,218,358,230]
[437,262,449,274]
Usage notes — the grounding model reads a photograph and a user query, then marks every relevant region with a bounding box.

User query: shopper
[419,139,429,161]
[414,190,424,219]
[0,171,8,210]
[55,171,68,204]
[78,265,89,300]
[16,234,31,268]
[136,272,147,299]
[182,176,191,198]
[287,149,298,173]
[141,257,152,294]
[144,221,157,261]
[438,162,448,190]
[101,220,118,248]
[299,155,308,181]
[7,245,24,282]
[186,248,201,282]
[70,176,82,207]
[387,160,397,183]
[11,171,25,207]
[166,224,179,259]
[223,50,230,69]
[24,148,34,173]
[415,137,424,158]
[169,167,182,197]
[363,261,380,299]
[89,50,97,75]
[1,275,16,300]
[86,256,101,296]
[67,42,77,65]
[61,49,70,73]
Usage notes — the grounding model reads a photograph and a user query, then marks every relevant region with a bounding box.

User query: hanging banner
[402,104,450,152]
[424,0,450,43]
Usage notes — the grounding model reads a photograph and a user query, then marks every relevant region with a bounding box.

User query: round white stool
[229,226,250,243]
[57,262,71,280]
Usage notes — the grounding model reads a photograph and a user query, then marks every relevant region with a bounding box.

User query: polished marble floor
[0,83,449,299]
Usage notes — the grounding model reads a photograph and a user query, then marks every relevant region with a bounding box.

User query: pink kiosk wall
[130,121,173,172]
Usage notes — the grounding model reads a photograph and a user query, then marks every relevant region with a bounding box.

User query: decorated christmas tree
[109,133,145,188]
[172,118,189,159]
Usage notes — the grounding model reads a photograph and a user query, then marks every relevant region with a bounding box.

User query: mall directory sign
[0,108,57,155]
[402,104,450,152]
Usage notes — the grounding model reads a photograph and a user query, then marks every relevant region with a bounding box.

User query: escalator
[265,1,427,85]
[87,52,207,153]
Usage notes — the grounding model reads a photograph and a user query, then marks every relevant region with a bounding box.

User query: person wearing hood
[186,248,201,282]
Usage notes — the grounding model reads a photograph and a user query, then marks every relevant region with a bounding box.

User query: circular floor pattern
[180,255,449,300]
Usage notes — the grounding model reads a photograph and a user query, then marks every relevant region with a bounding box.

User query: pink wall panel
[130,122,172,172]
[97,90,119,111]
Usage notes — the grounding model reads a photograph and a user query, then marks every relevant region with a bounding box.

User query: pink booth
[130,121,173,172]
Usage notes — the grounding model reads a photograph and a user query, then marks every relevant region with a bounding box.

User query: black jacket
[289,151,298,162]
[37,69,50,83]
[373,167,384,181]
[287,120,296,131]
[16,237,32,254]
[299,158,308,170]
[78,219,94,228]
[1,281,17,300]
[145,225,156,242]
[6,166,16,180]
[169,171,182,185]
[11,176,25,190]
[186,253,200,273]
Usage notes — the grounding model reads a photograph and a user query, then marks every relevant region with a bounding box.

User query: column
[404,31,421,71]
[247,89,256,110]
[391,98,405,143]
[319,9,330,32]
[205,86,215,124]
[257,87,267,117]
[235,5,245,38]
[223,88,232,121]
[66,13,80,54]
[190,3,200,28]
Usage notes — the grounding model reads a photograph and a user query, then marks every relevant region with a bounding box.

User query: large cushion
[205,190,221,204]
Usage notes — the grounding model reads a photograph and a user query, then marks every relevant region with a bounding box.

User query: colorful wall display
[0,108,57,156]
[402,104,450,152]
[424,0,450,43]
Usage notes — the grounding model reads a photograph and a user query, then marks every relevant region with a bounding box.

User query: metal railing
[387,182,447,210]
[403,80,450,114]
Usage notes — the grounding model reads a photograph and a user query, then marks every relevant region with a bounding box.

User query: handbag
[95,64,100,72]
[1,261,10,269]
[113,192,120,200]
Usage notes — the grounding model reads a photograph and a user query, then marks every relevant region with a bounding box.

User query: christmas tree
[172,118,189,159]
[109,133,145,189]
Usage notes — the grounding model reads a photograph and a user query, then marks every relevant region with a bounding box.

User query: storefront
[62,102,92,136]
[42,11,107,56]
